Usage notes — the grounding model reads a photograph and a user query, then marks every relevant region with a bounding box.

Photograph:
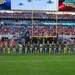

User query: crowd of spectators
[33,25,56,36]
[58,25,75,35]
[0,12,75,21]
[0,24,75,37]
[0,24,25,35]
[0,12,75,46]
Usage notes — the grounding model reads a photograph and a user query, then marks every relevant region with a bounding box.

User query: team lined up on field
[0,41,75,54]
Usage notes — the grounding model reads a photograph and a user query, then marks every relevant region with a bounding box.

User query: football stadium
[0,0,75,75]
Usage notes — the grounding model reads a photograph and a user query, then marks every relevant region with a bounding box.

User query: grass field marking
[0,60,75,62]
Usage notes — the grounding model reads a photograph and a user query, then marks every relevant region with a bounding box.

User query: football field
[0,54,75,75]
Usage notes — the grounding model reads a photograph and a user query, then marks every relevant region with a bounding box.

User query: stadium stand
[0,11,75,54]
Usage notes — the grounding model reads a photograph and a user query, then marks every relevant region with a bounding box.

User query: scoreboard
[0,0,75,11]
[0,0,11,10]
[59,0,75,11]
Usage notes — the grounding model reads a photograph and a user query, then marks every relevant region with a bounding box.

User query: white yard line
[0,60,75,62]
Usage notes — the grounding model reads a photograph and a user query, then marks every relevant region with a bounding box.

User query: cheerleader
[27,42,30,54]
[0,44,2,54]
[58,45,61,53]
[39,44,43,53]
[54,44,56,54]
[68,45,71,53]
[73,45,75,53]
[18,44,23,54]
[64,45,67,54]
[7,46,11,54]
[34,44,38,54]
[44,44,48,54]
[49,44,52,54]
[2,45,6,54]
[12,45,16,54]
[30,44,33,54]
[32,42,35,54]
[25,44,28,54]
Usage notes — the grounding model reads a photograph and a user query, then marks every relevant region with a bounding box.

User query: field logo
[63,0,75,8]
[0,0,6,4]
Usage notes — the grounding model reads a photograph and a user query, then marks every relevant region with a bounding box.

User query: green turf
[0,54,75,75]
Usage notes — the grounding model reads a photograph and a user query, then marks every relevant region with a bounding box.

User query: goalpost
[31,0,58,39]
[31,12,58,38]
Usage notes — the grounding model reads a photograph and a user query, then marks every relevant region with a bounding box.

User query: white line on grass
[0,60,75,62]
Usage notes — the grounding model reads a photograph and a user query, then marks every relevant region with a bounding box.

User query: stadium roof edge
[0,10,75,15]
